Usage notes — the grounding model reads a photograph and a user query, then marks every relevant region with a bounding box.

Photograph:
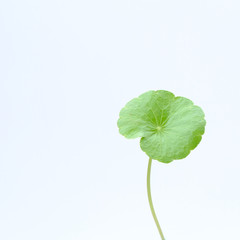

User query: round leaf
[117,90,206,163]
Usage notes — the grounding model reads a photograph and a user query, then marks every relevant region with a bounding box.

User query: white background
[0,0,240,239]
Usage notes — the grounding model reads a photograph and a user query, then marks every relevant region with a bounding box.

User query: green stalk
[147,157,165,240]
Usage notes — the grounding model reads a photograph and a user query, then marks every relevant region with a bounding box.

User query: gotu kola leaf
[117,90,206,163]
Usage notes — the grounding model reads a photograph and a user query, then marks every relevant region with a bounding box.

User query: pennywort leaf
[117,90,206,163]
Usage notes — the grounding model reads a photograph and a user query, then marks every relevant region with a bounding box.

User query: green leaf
[117,90,206,163]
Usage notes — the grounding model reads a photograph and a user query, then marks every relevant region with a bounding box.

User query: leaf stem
[147,157,165,240]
